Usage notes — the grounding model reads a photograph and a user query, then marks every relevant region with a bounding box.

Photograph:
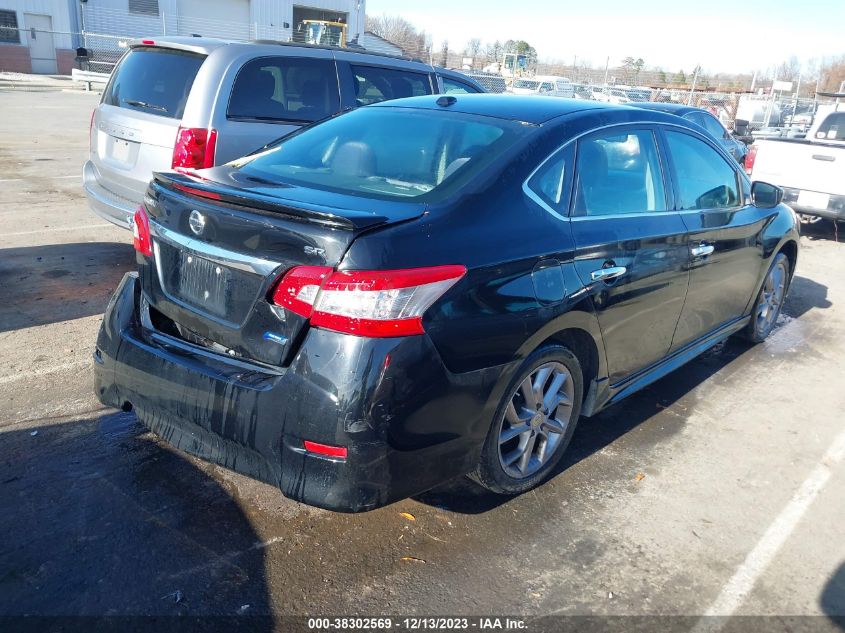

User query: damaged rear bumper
[94,273,500,511]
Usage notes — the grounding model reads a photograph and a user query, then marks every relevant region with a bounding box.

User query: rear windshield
[817,112,845,141]
[102,47,205,119]
[230,107,527,200]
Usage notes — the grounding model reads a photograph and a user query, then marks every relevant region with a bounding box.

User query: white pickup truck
[746,104,845,221]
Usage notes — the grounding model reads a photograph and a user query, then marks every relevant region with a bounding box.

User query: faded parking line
[0,359,90,386]
[0,175,79,182]
[693,427,845,630]
[2,223,112,237]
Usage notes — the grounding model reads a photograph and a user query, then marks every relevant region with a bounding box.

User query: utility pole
[687,65,700,105]
[603,56,609,86]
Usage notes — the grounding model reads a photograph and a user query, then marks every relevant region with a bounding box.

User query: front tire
[743,252,790,343]
[470,345,583,495]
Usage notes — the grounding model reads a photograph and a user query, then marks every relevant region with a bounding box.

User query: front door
[24,14,56,75]
[661,128,768,350]
[568,126,690,384]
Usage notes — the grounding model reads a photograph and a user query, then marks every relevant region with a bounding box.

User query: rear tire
[742,252,790,343]
[470,345,583,495]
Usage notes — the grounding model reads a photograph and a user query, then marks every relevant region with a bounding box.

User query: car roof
[370,94,626,124]
[634,102,702,116]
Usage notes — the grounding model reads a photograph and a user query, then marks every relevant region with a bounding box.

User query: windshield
[230,107,527,200]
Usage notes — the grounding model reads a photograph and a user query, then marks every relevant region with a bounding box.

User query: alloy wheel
[756,259,787,335]
[497,362,575,479]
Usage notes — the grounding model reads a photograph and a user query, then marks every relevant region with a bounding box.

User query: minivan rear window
[102,47,205,119]
[230,107,527,201]
[227,57,340,123]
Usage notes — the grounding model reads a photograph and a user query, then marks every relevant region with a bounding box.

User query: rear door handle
[590,266,627,282]
[691,243,715,258]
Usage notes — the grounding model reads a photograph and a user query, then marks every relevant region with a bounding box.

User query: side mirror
[751,181,783,208]
[734,119,750,136]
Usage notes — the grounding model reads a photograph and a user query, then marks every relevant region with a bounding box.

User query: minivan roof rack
[247,39,424,64]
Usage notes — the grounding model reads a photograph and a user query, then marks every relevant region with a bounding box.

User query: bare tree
[365,14,431,60]
[439,40,450,67]
[465,38,482,63]
[776,56,802,82]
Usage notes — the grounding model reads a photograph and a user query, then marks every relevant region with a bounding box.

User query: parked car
[83,36,484,229]
[535,75,575,98]
[94,95,799,512]
[635,102,748,163]
[746,105,845,221]
[571,83,595,100]
[592,86,630,104]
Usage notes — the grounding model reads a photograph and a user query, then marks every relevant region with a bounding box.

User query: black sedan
[95,95,799,511]
[634,101,749,163]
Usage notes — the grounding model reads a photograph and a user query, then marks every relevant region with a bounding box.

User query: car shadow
[417,273,830,514]
[0,242,134,333]
[801,219,843,243]
[0,412,272,624]
[821,561,845,628]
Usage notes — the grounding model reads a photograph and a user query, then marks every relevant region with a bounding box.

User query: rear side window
[441,76,481,94]
[102,47,205,119]
[574,129,667,216]
[816,113,845,141]
[228,57,339,123]
[352,65,431,106]
[665,131,740,210]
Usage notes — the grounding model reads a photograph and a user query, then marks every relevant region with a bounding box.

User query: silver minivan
[84,37,484,228]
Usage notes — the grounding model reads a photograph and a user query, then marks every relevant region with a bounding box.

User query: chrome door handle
[590,266,627,282]
[691,244,715,258]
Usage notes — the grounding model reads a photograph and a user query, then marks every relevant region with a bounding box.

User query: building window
[129,0,160,16]
[0,10,20,44]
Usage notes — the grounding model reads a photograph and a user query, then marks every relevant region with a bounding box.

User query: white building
[0,1,78,73]
[1,0,367,74]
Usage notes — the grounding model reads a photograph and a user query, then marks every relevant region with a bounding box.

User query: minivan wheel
[470,345,583,495]
[742,252,790,343]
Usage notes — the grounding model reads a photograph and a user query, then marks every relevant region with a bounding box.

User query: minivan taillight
[172,127,217,170]
[271,265,467,338]
[132,205,152,257]
[745,144,758,175]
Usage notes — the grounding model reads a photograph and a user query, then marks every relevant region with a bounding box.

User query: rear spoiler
[151,171,416,231]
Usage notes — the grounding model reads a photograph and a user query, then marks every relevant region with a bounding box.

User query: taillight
[171,127,217,170]
[132,205,152,257]
[271,265,466,338]
[745,144,758,175]
[303,440,347,459]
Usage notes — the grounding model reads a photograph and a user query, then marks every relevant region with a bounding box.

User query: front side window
[352,65,431,106]
[441,76,480,94]
[230,107,526,200]
[228,57,339,123]
[664,130,740,211]
[573,129,667,216]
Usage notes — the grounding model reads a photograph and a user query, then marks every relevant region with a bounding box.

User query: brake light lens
[132,205,152,257]
[271,265,466,338]
[172,127,217,170]
[745,144,758,175]
[303,440,347,459]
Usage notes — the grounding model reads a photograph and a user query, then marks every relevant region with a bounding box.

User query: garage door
[175,0,250,40]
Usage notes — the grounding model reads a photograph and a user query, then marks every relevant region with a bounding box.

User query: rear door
[661,127,768,350]
[93,46,206,201]
[214,52,340,164]
[567,126,690,384]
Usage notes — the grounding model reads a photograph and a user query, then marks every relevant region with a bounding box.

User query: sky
[365,0,845,75]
